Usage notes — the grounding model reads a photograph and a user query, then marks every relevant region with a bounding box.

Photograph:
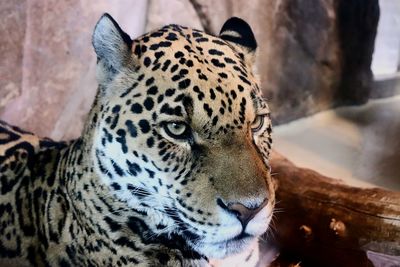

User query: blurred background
[1,0,399,266]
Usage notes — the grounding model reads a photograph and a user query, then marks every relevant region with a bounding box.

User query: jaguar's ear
[92,13,133,83]
[219,17,257,61]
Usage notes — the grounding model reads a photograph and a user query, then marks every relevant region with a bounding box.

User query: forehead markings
[127,26,259,130]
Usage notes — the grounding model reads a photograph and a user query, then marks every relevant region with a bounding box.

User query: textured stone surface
[0,0,147,140]
[336,0,379,105]
[146,0,203,31]
[0,0,26,110]
[260,0,342,124]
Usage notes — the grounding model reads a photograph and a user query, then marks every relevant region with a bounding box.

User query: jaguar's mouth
[209,231,255,249]
[189,231,257,259]
[164,204,271,258]
[231,231,252,241]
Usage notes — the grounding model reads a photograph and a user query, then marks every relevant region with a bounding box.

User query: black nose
[217,198,268,227]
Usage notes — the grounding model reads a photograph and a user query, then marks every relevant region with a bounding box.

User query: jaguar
[0,14,275,266]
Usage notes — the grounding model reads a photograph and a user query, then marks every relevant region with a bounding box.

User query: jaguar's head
[90,14,274,259]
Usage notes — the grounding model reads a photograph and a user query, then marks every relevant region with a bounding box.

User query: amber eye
[163,122,191,139]
[251,115,265,133]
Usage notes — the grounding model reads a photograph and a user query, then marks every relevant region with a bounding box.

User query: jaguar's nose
[217,198,268,227]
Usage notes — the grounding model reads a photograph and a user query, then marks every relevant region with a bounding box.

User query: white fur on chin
[208,239,259,267]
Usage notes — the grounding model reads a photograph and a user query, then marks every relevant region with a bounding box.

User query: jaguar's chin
[190,233,257,259]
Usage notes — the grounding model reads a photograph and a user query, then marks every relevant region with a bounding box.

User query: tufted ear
[92,13,133,83]
[219,17,257,59]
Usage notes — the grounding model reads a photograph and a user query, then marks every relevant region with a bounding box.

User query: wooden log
[269,152,400,266]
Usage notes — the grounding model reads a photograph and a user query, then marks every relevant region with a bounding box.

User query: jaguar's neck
[57,136,129,237]
[58,90,155,236]
[57,92,145,238]
[55,124,206,266]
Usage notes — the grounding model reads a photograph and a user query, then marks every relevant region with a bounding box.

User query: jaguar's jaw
[177,203,273,259]
[191,234,258,259]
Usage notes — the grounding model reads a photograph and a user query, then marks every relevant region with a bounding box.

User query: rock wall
[0,0,26,116]
[0,0,379,138]
[336,0,379,105]
[0,0,147,140]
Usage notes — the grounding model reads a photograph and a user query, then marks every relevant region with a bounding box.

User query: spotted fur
[0,14,275,267]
